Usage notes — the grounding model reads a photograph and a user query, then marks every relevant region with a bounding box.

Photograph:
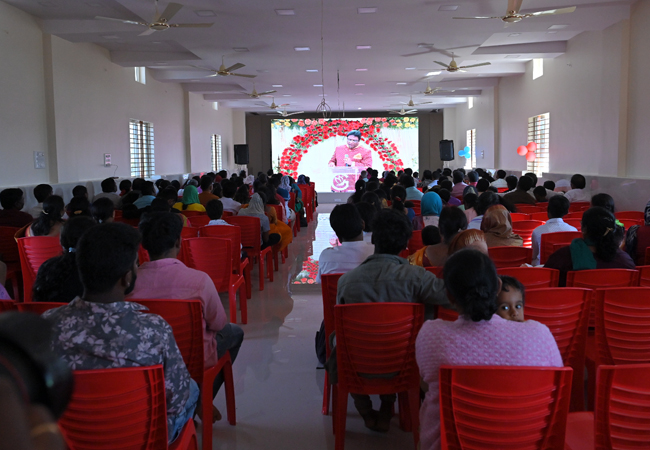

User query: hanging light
[314,0,331,118]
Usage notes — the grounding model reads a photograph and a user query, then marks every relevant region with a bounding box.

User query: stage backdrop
[271,117,419,192]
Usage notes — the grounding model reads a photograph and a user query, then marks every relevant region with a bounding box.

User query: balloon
[464,149,471,157]
[464,146,470,152]
[526,142,537,152]
[526,151,537,162]
[517,146,528,156]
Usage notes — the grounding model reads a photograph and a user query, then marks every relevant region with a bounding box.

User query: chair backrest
[334,303,423,394]
[130,299,205,384]
[58,365,171,449]
[594,287,650,366]
[320,273,343,357]
[509,213,531,222]
[407,230,424,255]
[496,267,560,289]
[224,216,262,252]
[511,220,545,247]
[188,215,211,228]
[180,210,205,218]
[298,185,312,203]
[199,225,242,273]
[615,211,645,221]
[497,187,508,193]
[138,244,150,265]
[439,366,573,450]
[563,211,585,219]
[569,202,590,212]
[594,364,650,450]
[425,266,443,277]
[639,265,650,287]
[618,218,644,229]
[566,269,639,290]
[0,300,16,313]
[222,210,234,218]
[539,231,583,265]
[114,216,140,227]
[515,205,546,214]
[17,236,63,302]
[647,248,650,266]
[0,226,20,265]
[563,218,582,231]
[288,191,296,210]
[529,212,548,222]
[182,237,233,292]
[487,246,532,268]
[181,227,199,238]
[15,302,66,315]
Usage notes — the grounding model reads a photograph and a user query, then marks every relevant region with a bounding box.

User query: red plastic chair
[615,211,645,221]
[515,205,546,214]
[133,299,236,450]
[289,192,299,236]
[540,231,583,265]
[199,225,251,298]
[15,302,66,315]
[565,364,650,450]
[0,226,21,299]
[525,288,592,411]
[17,236,63,302]
[320,273,344,416]
[618,218,644,229]
[224,216,273,289]
[410,200,421,216]
[497,267,560,289]
[563,218,582,231]
[299,185,313,223]
[564,211,585,219]
[529,212,549,222]
[487,246,532,268]
[113,209,123,218]
[0,300,17,313]
[509,212,530,222]
[497,187,509,193]
[59,365,198,450]
[639,265,650,286]
[182,238,247,324]
[333,303,423,450]
[425,266,443,278]
[114,216,140,227]
[407,230,424,255]
[221,211,234,219]
[569,202,591,212]
[188,215,211,228]
[512,220,545,247]
[180,210,205,218]
[439,366,573,450]
[181,227,199,239]
[647,248,650,266]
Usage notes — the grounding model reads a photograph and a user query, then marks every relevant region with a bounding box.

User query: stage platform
[314,192,353,204]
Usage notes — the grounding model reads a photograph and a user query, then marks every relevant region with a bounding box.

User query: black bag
[315,320,326,365]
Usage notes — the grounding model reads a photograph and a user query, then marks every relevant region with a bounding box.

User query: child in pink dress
[415,250,562,450]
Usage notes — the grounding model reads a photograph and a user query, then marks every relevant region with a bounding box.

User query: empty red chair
[224,216,273,289]
[639,265,650,286]
[334,303,423,450]
[17,236,63,302]
[509,212,530,222]
[564,211,585,219]
[615,211,644,221]
[525,288,592,411]
[320,273,344,415]
[540,231,583,265]
[515,205,546,214]
[563,218,582,231]
[439,366,573,450]
[569,202,591,212]
[0,226,21,299]
[180,210,205,218]
[497,267,560,289]
[188,215,211,228]
[407,230,424,255]
[59,365,198,450]
[512,220,545,247]
[529,211,548,222]
[487,246,532,268]
[199,225,251,298]
[182,238,247,324]
[15,302,66,315]
[133,299,236,450]
[565,364,650,450]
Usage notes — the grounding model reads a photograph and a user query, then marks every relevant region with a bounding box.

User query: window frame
[527,113,550,177]
[211,134,222,172]
[129,119,155,178]
[464,128,476,170]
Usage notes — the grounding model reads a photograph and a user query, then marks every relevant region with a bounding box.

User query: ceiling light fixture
[405,67,416,70]
[355,83,365,86]
[283,94,291,97]
[306,69,318,72]
[101,35,120,39]
[275,9,295,15]
[195,10,216,17]
[438,5,459,11]
[272,85,283,88]
[505,55,521,58]
[294,47,310,51]
[233,47,249,52]
[313,84,323,87]
[356,45,371,50]
[396,82,407,85]
[357,7,377,14]
[355,68,368,72]
[426,71,442,76]
[547,31,558,34]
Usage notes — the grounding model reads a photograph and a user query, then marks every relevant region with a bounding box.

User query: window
[527,113,550,176]
[211,134,222,172]
[464,129,476,170]
[468,97,474,109]
[533,58,543,80]
[213,102,219,111]
[135,67,146,84]
[129,120,155,178]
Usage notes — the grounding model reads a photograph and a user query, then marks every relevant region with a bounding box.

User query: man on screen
[328,130,372,168]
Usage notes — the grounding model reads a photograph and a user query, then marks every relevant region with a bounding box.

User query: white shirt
[207,219,232,226]
[220,197,242,214]
[363,231,372,243]
[467,215,483,230]
[531,218,578,265]
[28,203,43,218]
[564,189,589,203]
[491,178,508,188]
[315,240,375,284]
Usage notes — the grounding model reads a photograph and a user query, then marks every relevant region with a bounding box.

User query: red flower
[291,118,298,122]
[305,119,312,125]
[298,120,305,126]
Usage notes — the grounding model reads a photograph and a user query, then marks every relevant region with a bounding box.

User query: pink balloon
[526,151,537,162]
[527,142,537,152]
[517,146,528,156]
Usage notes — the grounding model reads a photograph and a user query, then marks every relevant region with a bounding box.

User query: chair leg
[282,247,288,263]
[244,264,251,299]
[258,254,265,291]
[228,287,237,324]
[398,391,412,432]
[201,383,213,450]
[222,358,237,426]
[238,282,247,325]
[322,371,330,415]
[266,252,274,282]
[334,389,348,450]
[272,247,279,272]
[408,388,420,448]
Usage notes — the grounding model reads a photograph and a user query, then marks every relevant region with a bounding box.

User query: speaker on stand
[439,140,454,161]
[234,144,249,165]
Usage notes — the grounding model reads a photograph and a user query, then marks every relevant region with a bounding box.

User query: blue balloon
[464,146,470,152]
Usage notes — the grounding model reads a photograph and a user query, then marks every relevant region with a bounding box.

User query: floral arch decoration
[275,117,416,178]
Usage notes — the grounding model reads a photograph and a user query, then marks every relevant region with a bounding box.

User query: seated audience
[360,191,382,213]
[533,186,548,203]
[448,229,488,255]
[410,206,467,267]
[475,179,490,194]
[316,204,374,283]
[220,181,241,214]
[205,199,231,226]
[129,212,243,419]
[496,275,525,322]
[173,185,206,212]
[503,175,536,206]
[0,188,33,228]
[502,175,518,194]
[43,222,199,443]
[355,201,377,243]
[450,170,467,198]
[481,205,523,247]
[415,249,562,450]
[33,216,97,303]
[72,185,88,199]
[390,185,413,220]
[66,196,91,218]
[466,171,479,187]
[467,191,500,230]
[133,181,156,210]
[29,184,53,218]
[0,261,10,300]
[591,193,616,215]
[531,195,577,265]
[119,179,132,197]
[463,193,478,223]
[91,197,115,224]
[421,225,441,246]
[27,195,65,237]
[491,169,508,188]
[257,187,293,252]
[564,174,588,202]
[336,208,450,433]
[624,198,650,265]
[403,175,423,201]
[545,206,635,286]
[93,178,121,207]
[237,193,281,249]
[198,175,220,206]
[233,184,250,206]
[413,192,442,230]
[543,180,556,192]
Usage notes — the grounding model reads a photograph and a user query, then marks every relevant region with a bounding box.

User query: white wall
[188,94,235,173]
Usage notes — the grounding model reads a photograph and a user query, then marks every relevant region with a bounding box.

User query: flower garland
[275,117,416,178]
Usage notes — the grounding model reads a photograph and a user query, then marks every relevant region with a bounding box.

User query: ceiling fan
[95,1,213,36]
[195,56,256,78]
[245,85,277,99]
[394,95,432,107]
[388,107,417,115]
[422,81,455,95]
[265,97,289,110]
[434,54,491,73]
[453,0,576,24]
[275,108,304,117]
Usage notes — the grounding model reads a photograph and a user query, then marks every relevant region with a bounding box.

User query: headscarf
[463,185,478,197]
[298,175,307,185]
[421,192,443,217]
[280,175,292,192]
[480,205,523,247]
[624,199,650,263]
[448,229,487,255]
[238,193,266,216]
[244,175,255,185]
[181,185,200,206]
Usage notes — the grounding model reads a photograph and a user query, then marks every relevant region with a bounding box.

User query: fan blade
[417,101,432,105]
[507,0,523,14]
[258,90,277,96]
[205,73,219,77]
[388,111,400,114]
[527,6,576,17]
[406,110,417,113]
[159,2,183,21]
[452,16,504,19]
[230,73,256,78]
[460,62,491,68]
[225,63,245,72]
[139,28,156,36]
[434,61,450,68]
[172,23,214,28]
[287,111,305,116]
[95,16,146,26]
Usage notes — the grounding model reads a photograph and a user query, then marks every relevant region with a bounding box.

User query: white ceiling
[7,0,633,112]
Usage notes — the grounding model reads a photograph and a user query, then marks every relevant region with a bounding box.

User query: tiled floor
[205,204,415,450]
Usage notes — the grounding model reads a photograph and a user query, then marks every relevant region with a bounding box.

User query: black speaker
[234,144,249,164]
[439,140,454,161]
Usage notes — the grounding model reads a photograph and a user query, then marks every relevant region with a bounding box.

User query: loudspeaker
[234,144,249,164]
[439,140,454,161]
